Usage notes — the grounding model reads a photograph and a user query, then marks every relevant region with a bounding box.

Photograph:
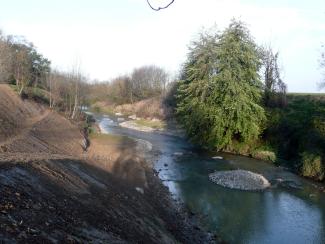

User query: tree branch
[147,0,175,11]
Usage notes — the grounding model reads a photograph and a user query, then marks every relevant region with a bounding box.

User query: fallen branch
[146,0,175,11]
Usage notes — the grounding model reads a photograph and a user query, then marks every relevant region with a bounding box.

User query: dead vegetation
[114,97,173,120]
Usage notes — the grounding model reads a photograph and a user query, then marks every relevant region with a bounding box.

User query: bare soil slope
[0,85,213,243]
[0,84,44,143]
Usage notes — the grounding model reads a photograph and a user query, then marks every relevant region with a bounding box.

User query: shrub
[301,152,324,181]
[313,117,325,137]
[252,150,276,162]
[91,103,114,115]
[25,87,50,104]
[92,106,101,113]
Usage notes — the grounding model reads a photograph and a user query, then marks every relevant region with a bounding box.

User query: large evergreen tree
[177,20,265,150]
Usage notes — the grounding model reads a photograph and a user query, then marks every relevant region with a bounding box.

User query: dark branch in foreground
[147,0,175,11]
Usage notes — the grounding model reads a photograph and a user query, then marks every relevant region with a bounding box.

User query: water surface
[95,113,325,244]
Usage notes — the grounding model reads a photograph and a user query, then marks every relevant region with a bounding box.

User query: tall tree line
[0,30,88,120]
[0,33,51,94]
[88,65,169,105]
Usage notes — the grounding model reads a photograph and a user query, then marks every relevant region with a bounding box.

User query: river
[94,113,325,244]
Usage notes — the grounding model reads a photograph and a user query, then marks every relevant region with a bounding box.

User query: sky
[0,0,324,92]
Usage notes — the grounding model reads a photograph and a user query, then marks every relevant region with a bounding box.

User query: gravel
[209,170,271,191]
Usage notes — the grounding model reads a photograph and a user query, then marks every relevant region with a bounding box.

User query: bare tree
[131,65,168,100]
[0,31,13,83]
[261,45,287,107]
[87,81,111,104]
[47,70,66,109]
[319,44,325,90]
[11,41,32,95]
[68,59,89,119]
[70,71,80,120]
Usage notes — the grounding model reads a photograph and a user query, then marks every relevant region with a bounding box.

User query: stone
[209,170,270,191]
[173,152,184,156]
[212,156,223,160]
[128,114,137,120]
[135,187,144,194]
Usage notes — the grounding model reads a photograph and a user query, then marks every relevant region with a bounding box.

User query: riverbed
[94,113,325,244]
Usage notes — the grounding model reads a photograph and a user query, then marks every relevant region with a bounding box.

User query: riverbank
[86,132,218,243]
[90,123,219,242]
[0,84,217,243]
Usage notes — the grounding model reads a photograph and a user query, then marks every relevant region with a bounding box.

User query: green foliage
[301,152,324,181]
[313,117,325,137]
[252,150,276,162]
[262,95,325,179]
[163,81,180,109]
[177,20,265,150]
[83,114,96,135]
[24,86,50,104]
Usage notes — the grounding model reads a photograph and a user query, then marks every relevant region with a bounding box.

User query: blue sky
[0,0,324,92]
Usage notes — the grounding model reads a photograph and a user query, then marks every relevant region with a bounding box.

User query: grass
[252,149,277,162]
[287,93,325,102]
[9,84,50,104]
[90,133,135,146]
[134,119,166,130]
[288,93,325,96]
[9,84,18,92]
[90,104,115,115]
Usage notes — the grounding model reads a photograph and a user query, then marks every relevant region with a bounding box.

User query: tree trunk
[71,94,78,119]
[18,81,24,96]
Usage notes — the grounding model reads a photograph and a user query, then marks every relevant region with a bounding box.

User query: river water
[95,114,325,244]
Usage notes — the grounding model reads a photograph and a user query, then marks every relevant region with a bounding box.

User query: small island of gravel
[209,170,271,191]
